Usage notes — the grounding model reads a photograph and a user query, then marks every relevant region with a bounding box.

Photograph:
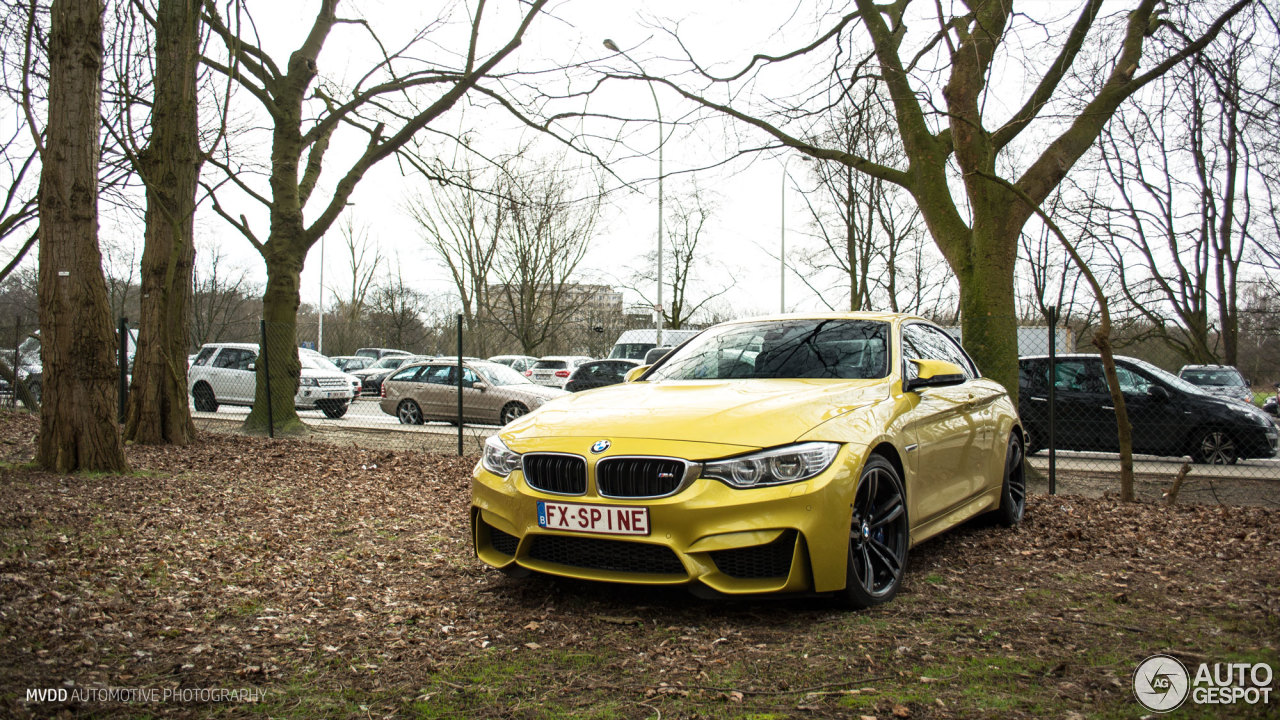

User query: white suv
[189,343,357,418]
[527,355,593,389]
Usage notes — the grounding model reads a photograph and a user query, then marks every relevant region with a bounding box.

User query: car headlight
[299,377,318,387]
[703,442,840,488]
[482,435,522,476]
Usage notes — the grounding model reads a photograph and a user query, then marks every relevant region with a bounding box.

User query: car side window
[1116,365,1153,395]
[1019,360,1046,393]
[462,368,481,387]
[902,324,976,380]
[213,348,252,371]
[1054,360,1106,393]
[193,347,216,367]
[422,366,453,385]
[390,366,422,382]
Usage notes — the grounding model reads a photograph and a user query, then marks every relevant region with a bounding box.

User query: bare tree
[488,167,601,354]
[367,265,432,353]
[198,0,552,435]
[1094,13,1271,366]
[626,184,731,330]
[36,0,127,472]
[0,1,42,282]
[318,215,382,354]
[628,0,1251,396]
[190,239,258,346]
[405,165,504,356]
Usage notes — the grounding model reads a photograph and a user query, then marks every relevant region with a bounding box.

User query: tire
[1023,424,1044,455]
[24,378,41,407]
[192,382,218,412]
[319,400,348,419]
[499,402,528,425]
[1191,428,1238,465]
[994,432,1027,527]
[839,454,909,609]
[397,399,424,425]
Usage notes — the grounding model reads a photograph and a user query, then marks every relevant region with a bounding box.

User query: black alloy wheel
[840,454,909,609]
[995,432,1026,527]
[1192,429,1238,465]
[192,382,218,412]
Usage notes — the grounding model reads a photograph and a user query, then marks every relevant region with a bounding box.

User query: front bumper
[470,439,863,595]
[294,387,355,408]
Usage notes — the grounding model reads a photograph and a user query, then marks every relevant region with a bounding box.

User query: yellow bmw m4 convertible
[470,313,1025,608]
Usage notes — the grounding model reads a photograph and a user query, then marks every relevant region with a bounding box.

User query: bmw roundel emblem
[590,439,611,454]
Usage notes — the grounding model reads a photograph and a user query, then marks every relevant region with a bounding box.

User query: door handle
[1031,397,1047,403]
[1102,405,1114,410]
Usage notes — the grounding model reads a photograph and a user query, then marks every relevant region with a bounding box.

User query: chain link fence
[1013,318,1280,505]
[187,319,502,455]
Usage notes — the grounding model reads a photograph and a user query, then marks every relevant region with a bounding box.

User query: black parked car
[1018,354,1278,464]
[564,359,640,393]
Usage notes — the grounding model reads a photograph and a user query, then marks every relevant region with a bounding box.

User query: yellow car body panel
[470,312,1023,599]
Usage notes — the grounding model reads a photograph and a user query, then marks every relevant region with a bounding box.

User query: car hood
[349,367,392,378]
[502,378,888,449]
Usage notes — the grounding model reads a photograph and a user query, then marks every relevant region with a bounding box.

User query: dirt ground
[1,410,1277,719]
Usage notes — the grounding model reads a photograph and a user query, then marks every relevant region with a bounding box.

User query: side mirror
[246,362,256,371]
[624,365,651,383]
[472,381,488,392]
[1148,385,1171,402]
[904,359,966,393]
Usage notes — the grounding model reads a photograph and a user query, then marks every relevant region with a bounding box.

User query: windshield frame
[646,318,891,382]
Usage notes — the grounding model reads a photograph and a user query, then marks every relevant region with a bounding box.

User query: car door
[1042,359,1107,451]
[459,365,495,422]
[1110,362,1179,456]
[898,323,981,525]
[209,348,255,405]
[416,365,454,418]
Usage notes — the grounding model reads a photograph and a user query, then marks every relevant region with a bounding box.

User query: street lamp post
[781,156,791,314]
[604,38,664,347]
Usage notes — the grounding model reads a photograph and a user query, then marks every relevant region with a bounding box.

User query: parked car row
[188,343,360,418]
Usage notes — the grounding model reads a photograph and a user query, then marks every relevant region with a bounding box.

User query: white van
[607,329,701,361]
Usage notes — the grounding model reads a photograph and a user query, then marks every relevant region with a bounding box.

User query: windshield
[649,319,889,381]
[1130,358,1207,395]
[609,343,654,360]
[299,353,340,372]
[474,362,534,386]
[375,356,405,369]
[1180,368,1245,387]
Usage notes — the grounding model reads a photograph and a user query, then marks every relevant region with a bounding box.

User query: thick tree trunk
[125,0,201,445]
[242,247,305,435]
[37,0,128,473]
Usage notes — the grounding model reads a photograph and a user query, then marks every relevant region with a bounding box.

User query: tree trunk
[242,247,305,435]
[37,0,128,473]
[125,0,201,445]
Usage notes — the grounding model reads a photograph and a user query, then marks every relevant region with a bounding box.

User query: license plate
[325,391,344,398]
[537,501,649,536]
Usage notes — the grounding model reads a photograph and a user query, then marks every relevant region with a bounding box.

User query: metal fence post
[260,319,274,439]
[118,317,128,424]
[457,313,463,456]
[1047,306,1057,495]
[11,316,19,409]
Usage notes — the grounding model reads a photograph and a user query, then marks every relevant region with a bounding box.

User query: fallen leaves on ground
[0,409,1276,719]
